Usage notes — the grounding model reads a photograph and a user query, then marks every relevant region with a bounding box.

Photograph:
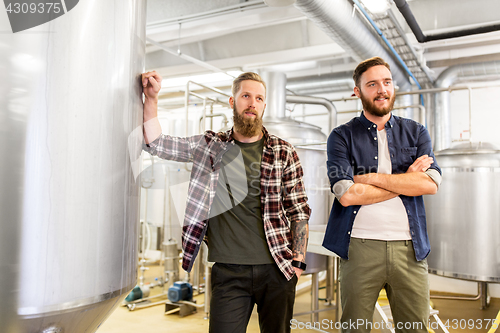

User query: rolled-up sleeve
[327,129,354,200]
[332,179,354,201]
[425,168,442,189]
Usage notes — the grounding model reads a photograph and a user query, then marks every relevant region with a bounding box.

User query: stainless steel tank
[0,1,146,332]
[424,142,500,282]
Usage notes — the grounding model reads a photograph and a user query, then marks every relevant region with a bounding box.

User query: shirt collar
[359,110,395,130]
[224,126,271,147]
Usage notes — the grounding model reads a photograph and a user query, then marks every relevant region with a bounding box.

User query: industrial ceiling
[144,0,500,97]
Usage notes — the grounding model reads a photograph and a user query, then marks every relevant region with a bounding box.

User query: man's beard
[359,90,395,117]
[233,106,263,138]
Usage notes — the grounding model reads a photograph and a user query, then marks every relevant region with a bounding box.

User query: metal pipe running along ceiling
[394,0,500,43]
[294,0,412,91]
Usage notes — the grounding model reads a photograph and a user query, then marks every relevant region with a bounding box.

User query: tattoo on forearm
[292,220,309,260]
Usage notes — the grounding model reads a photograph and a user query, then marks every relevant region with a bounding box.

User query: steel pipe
[434,61,500,151]
[294,0,412,91]
[286,95,337,132]
[394,0,500,43]
[261,71,288,119]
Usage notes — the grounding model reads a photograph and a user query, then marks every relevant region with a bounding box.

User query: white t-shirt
[351,128,412,240]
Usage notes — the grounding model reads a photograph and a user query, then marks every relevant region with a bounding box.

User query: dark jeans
[209,263,298,333]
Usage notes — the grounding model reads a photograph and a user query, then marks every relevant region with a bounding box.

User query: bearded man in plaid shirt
[141,71,311,333]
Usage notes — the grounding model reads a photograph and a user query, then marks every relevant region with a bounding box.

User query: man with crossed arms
[324,57,442,333]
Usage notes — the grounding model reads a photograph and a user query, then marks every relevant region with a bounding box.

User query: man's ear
[353,86,361,98]
[229,96,234,109]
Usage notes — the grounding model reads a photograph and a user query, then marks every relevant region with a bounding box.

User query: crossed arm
[339,155,438,207]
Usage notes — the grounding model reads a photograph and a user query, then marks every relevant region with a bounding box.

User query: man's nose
[378,84,387,94]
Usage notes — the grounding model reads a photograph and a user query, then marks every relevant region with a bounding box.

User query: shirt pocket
[400,146,417,170]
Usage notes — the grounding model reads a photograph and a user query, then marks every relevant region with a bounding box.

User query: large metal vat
[0,1,145,332]
[425,142,500,282]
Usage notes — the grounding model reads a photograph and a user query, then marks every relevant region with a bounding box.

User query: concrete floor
[97,264,500,333]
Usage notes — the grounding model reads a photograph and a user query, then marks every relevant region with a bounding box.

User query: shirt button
[353,211,357,214]
[374,156,378,160]
[197,242,201,245]
[373,125,376,128]
[348,231,351,235]
[374,137,377,140]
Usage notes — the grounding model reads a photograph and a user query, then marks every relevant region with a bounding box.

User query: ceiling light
[360,0,391,14]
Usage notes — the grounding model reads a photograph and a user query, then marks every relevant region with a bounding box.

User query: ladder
[369,9,434,88]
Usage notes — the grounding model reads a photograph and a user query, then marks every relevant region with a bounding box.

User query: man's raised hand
[142,71,162,100]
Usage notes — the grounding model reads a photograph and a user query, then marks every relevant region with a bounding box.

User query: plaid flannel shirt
[143,126,311,280]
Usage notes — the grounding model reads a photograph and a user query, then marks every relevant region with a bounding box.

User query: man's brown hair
[232,72,266,97]
[353,57,391,88]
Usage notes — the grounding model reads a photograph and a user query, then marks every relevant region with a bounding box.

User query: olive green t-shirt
[206,136,274,264]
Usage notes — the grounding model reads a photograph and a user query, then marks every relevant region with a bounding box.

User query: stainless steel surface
[1,1,146,331]
[431,281,491,309]
[286,94,337,133]
[480,282,489,309]
[425,142,500,282]
[204,265,211,319]
[200,113,228,132]
[434,61,500,151]
[311,272,319,322]
[286,72,354,96]
[326,257,334,306]
[1,5,28,332]
[308,225,336,257]
[307,227,343,323]
[261,71,288,119]
[164,240,180,277]
[184,80,231,138]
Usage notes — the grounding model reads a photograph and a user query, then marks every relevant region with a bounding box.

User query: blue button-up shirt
[323,112,441,261]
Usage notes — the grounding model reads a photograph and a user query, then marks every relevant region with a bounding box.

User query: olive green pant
[339,238,429,333]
